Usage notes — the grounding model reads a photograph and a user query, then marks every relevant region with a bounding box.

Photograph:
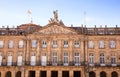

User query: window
[52,53,57,65]
[74,41,79,48]
[64,41,68,48]
[17,52,22,66]
[99,41,104,48]
[30,52,36,66]
[0,41,4,48]
[110,40,115,48]
[89,53,94,64]
[0,52,2,66]
[64,52,68,66]
[74,52,80,65]
[7,52,12,66]
[111,56,116,64]
[53,40,57,48]
[88,41,94,48]
[42,41,47,48]
[18,40,24,48]
[32,40,37,48]
[100,53,105,65]
[8,40,14,48]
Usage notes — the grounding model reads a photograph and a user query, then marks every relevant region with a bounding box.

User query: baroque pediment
[38,24,77,34]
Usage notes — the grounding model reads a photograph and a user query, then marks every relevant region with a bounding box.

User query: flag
[27,10,32,14]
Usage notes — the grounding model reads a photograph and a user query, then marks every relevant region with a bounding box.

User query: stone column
[12,70,15,77]
[96,71,99,77]
[1,71,5,77]
[47,70,51,77]
[36,39,40,65]
[25,71,29,77]
[58,71,62,77]
[36,70,40,77]
[70,70,73,77]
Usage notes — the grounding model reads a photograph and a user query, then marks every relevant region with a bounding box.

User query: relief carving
[39,25,76,34]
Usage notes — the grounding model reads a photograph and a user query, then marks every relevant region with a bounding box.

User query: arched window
[6,71,11,77]
[111,71,118,77]
[100,71,106,77]
[89,71,96,77]
[16,71,21,77]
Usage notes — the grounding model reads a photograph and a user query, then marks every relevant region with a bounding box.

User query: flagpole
[27,10,32,23]
[84,11,86,27]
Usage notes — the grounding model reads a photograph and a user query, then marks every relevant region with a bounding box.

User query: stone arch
[111,71,118,77]
[100,71,106,77]
[5,71,11,77]
[89,71,96,77]
[16,71,21,77]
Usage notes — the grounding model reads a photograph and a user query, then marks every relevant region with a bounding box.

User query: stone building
[0,11,120,77]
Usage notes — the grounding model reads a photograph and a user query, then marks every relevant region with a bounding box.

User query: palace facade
[0,11,120,77]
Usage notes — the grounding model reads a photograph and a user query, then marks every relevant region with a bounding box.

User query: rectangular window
[89,53,94,64]
[52,53,57,65]
[8,40,14,48]
[53,40,57,48]
[42,41,47,48]
[88,41,94,48]
[64,52,68,66]
[7,52,12,66]
[18,40,24,48]
[31,52,36,66]
[32,40,37,48]
[17,52,22,66]
[0,41,4,48]
[0,52,2,66]
[100,53,105,66]
[64,41,68,48]
[99,41,104,48]
[111,56,116,64]
[74,41,80,48]
[110,40,115,48]
[74,52,80,65]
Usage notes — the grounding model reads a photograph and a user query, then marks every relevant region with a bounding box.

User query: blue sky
[0,0,120,27]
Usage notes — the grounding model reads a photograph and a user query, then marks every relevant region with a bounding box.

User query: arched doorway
[100,71,106,77]
[0,72,1,77]
[6,71,11,77]
[16,71,21,77]
[89,71,96,77]
[111,71,118,77]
